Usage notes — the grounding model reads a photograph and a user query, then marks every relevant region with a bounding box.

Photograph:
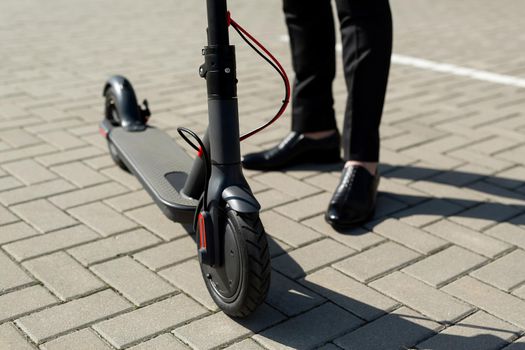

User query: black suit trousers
[283,0,392,162]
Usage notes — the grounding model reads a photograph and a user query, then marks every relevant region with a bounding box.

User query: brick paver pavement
[1,0,524,349]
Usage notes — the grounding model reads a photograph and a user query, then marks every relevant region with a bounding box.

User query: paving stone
[260,210,322,248]
[450,203,522,231]
[50,162,108,188]
[274,192,332,221]
[409,181,485,208]
[266,271,325,316]
[0,250,34,293]
[68,229,161,266]
[0,205,18,225]
[11,199,77,233]
[378,177,429,205]
[369,218,448,254]
[253,303,363,350]
[40,328,112,350]
[372,194,409,219]
[128,334,189,350]
[403,245,487,287]
[334,306,441,350]
[485,223,525,250]
[0,129,40,147]
[223,338,266,350]
[68,202,137,237]
[370,271,474,323]
[468,181,525,207]
[2,159,56,185]
[0,179,76,206]
[38,130,86,150]
[91,256,176,306]
[301,267,398,321]
[443,276,525,329]
[0,322,36,350]
[253,172,321,198]
[3,225,99,261]
[134,236,196,271]
[0,144,56,164]
[0,222,39,245]
[272,238,355,279]
[471,249,525,291]
[17,289,132,344]
[333,241,420,283]
[159,259,218,311]
[0,176,23,192]
[396,198,464,227]
[417,311,520,350]
[94,294,208,349]
[302,215,386,251]
[50,182,128,209]
[22,252,105,301]
[36,146,103,167]
[174,305,285,350]
[104,190,152,212]
[423,219,512,258]
[126,204,188,241]
[0,286,58,322]
[256,189,296,211]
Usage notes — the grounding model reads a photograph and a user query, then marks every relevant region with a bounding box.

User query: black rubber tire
[202,209,271,318]
[104,90,129,172]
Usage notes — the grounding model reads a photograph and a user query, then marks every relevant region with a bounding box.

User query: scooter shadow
[236,236,522,349]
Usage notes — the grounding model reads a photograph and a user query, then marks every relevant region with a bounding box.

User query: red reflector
[197,147,203,158]
[198,213,207,249]
[99,127,108,138]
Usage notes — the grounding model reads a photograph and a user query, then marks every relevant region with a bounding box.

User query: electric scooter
[99,0,290,317]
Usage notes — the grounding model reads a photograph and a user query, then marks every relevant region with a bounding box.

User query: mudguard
[222,186,261,213]
[103,75,146,131]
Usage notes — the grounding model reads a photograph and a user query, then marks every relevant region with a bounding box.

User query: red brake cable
[227,12,291,142]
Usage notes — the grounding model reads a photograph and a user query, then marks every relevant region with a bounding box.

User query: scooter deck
[110,127,198,222]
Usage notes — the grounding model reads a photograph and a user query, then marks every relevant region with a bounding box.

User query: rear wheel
[201,208,271,317]
[104,90,129,172]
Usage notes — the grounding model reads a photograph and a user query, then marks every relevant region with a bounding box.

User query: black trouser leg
[283,0,338,133]
[336,0,392,162]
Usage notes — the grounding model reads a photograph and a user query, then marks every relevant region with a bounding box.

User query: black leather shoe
[325,166,379,229]
[242,132,341,170]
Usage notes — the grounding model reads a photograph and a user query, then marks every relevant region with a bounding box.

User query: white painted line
[279,36,525,88]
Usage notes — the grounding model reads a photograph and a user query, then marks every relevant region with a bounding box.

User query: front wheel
[201,209,271,317]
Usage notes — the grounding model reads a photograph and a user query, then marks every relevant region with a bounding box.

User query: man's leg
[325,0,392,229]
[242,0,341,170]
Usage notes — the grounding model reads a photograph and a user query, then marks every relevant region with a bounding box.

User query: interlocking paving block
[417,311,520,350]
[0,176,23,192]
[485,223,525,250]
[0,322,36,350]
[174,305,285,350]
[423,219,513,258]
[134,236,196,271]
[94,294,208,349]
[68,202,138,237]
[223,338,266,350]
[302,215,386,251]
[12,199,77,233]
[0,144,56,164]
[104,190,152,212]
[369,218,448,254]
[0,250,33,293]
[274,192,333,221]
[266,271,325,316]
[471,249,525,291]
[0,222,39,245]
[50,182,128,210]
[3,225,99,261]
[253,303,363,350]
[36,146,103,167]
[334,306,441,350]
[22,251,105,301]
[2,159,56,185]
[0,179,76,206]
[50,162,108,188]
[40,328,113,350]
[91,256,177,306]
[68,228,161,266]
[255,189,295,210]
[512,285,525,300]
[272,238,355,279]
[450,202,522,232]
[16,289,133,344]
[370,271,474,323]
[159,259,218,311]
[396,198,464,227]
[126,204,188,241]
[0,205,18,225]
[0,285,58,323]
[333,241,420,283]
[301,267,398,321]
[128,334,189,350]
[443,276,525,329]
[38,130,86,150]
[260,210,322,248]
[0,129,40,147]
[253,172,321,198]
